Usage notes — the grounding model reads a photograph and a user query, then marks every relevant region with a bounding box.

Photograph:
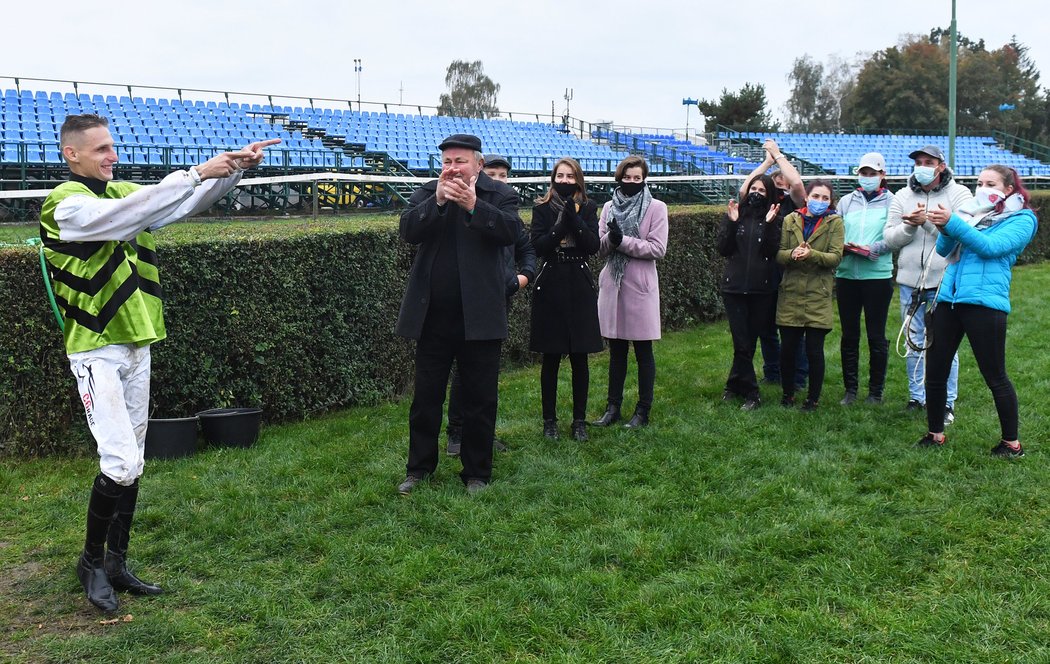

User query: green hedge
[0,207,728,457]
[5,195,1048,457]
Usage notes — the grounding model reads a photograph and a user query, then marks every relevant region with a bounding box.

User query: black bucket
[196,407,263,448]
[144,417,199,460]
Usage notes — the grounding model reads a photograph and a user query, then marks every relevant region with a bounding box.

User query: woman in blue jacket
[920,165,1038,457]
[836,152,894,405]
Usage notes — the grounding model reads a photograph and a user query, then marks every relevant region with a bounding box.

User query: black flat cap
[908,144,945,161]
[483,153,511,171]
[438,133,482,152]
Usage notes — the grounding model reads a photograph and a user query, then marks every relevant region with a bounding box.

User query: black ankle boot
[77,553,120,612]
[624,406,650,429]
[105,554,163,595]
[592,404,621,426]
[571,420,588,441]
[543,419,559,439]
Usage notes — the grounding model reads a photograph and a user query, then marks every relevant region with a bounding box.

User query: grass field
[2,264,1049,663]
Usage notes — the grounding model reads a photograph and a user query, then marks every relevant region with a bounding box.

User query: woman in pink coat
[592,156,669,428]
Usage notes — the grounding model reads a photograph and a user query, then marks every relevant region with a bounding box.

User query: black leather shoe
[592,404,621,427]
[624,408,649,429]
[571,420,588,441]
[105,555,162,595]
[840,391,857,405]
[77,554,119,612]
[543,420,559,440]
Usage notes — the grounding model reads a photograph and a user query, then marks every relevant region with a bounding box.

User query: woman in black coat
[530,157,602,442]
[717,173,782,410]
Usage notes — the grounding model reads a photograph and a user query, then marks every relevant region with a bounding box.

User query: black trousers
[926,303,1018,439]
[606,338,656,410]
[447,364,464,431]
[780,326,829,403]
[541,353,589,421]
[407,316,502,483]
[836,277,893,395]
[447,297,512,431]
[723,292,775,398]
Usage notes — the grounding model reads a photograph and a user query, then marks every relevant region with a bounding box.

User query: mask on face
[858,176,881,193]
[553,182,578,198]
[807,199,830,217]
[913,166,937,186]
[974,186,1006,209]
[619,181,644,197]
[746,192,767,207]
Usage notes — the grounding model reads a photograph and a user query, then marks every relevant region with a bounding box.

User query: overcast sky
[5,0,1048,133]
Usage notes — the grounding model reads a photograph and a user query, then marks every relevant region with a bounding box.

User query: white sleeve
[150,171,244,230]
[53,169,245,241]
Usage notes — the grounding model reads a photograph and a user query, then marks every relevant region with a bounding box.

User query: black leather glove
[607,219,624,247]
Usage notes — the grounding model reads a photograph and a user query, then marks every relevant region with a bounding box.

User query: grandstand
[732,131,1050,178]
[3,79,1050,219]
[1,84,776,182]
[0,86,634,176]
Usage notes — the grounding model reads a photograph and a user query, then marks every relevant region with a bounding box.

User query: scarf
[947,193,1026,263]
[606,185,652,287]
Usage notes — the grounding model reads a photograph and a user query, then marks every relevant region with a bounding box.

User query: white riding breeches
[68,343,152,485]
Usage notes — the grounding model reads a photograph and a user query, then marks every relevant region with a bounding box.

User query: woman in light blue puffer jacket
[918,165,1038,458]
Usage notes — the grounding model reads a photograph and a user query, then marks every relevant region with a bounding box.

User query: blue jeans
[898,285,957,408]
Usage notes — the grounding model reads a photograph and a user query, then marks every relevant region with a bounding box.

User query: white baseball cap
[858,152,886,172]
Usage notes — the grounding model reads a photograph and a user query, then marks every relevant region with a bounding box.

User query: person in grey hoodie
[879,145,972,423]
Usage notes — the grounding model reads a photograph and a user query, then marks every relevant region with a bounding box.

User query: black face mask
[619,181,644,197]
[746,192,767,207]
[553,182,578,198]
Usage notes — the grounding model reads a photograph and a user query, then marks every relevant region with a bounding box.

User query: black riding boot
[105,479,162,595]
[78,473,122,611]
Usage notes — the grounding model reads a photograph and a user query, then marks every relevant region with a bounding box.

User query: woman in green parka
[776,180,844,411]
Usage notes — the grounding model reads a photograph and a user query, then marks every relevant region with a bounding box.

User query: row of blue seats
[0,145,361,167]
[747,132,1050,175]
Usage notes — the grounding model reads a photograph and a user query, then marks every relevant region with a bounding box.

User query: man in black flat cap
[395,134,524,495]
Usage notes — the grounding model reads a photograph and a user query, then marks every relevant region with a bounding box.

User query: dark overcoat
[395,172,522,340]
[528,198,603,354]
[716,207,782,295]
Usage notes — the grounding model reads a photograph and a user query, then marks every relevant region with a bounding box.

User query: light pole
[354,59,362,111]
[682,97,698,140]
[947,0,957,168]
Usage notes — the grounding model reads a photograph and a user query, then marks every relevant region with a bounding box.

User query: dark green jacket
[776,211,844,329]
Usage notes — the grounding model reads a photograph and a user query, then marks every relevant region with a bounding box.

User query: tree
[785,55,824,131]
[696,83,777,132]
[437,60,500,119]
[784,54,857,132]
[840,38,950,132]
[840,31,1046,139]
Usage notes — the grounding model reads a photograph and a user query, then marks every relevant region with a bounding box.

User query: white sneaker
[944,407,955,427]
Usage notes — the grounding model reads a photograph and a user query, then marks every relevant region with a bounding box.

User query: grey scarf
[606,185,652,287]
